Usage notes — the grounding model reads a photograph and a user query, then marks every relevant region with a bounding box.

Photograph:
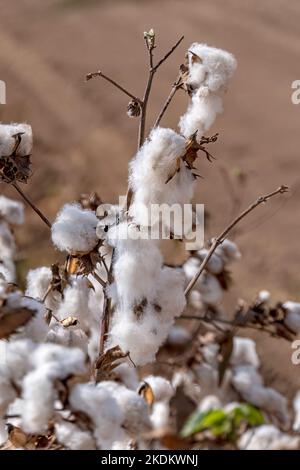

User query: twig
[98,249,114,359]
[92,271,107,289]
[12,182,52,228]
[153,75,182,128]
[86,71,142,104]
[184,185,289,296]
[138,35,184,149]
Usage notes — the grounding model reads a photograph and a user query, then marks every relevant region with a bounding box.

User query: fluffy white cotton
[0,196,24,225]
[98,381,151,435]
[55,421,96,450]
[70,383,124,449]
[283,301,300,333]
[230,337,260,369]
[21,344,87,434]
[215,239,241,264]
[142,376,174,403]
[232,365,289,429]
[19,296,49,342]
[0,221,16,260]
[185,43,237,93]
[179,92,223,138]
[198,395,222,413]
[51,203,98,254]
[293,390,300,432]
[46,324,88,352]
[0,123,33,156]
[113,363,139,390]
[0,367,17,416]
[258,290,270,303]
[129,127,195,227]
[150,402,170,430]
[238,425,300,450]
[197,249,224,274]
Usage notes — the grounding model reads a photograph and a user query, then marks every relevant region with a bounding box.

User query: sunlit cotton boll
[282,301,300,333]
[142,376,174,403]
[0,222,16,259]
[0,123,33,156]
[230,337,260,369]
[214,239,241,265]
[185,43,237,93]
[197,249,224,274]
[51,203,98,255]
[167,325,191,347]
[69,383,124,449]
[55,421,96,450]
[0,196,24,225]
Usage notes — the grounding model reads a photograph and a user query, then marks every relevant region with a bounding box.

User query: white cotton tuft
[283,301,300,333]
[0,196,24,225]
[232,365,290,429]
[113,363,139,390]
[230,337,260,369]
[51,203,98,255]
[70,383,124,449]
[142,376,174,403]
[55,421,96,450]
[167,325,191,347]
[0,367,17,416]
[238,425,300,450]
[197,272,223,305]
[258,290,270,303]
[150,402,170,430]
[214,239,241,264]
[0,123,33,156]
[179,92,223,138]
[197,249,224,274]
[198,395,222,413]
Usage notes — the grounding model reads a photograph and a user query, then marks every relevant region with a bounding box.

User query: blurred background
[1,0,300,394]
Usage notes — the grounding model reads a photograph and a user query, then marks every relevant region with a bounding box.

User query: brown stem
[98,249,114,357]
[153,75,182,128]
[86,71,142,104]
[184,185,289,296]
[92,271,107,289]
[12,182,52,228]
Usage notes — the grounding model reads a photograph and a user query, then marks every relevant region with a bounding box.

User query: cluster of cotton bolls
[0,195,24,283]
[184,238,241,307]
[0,123,32,158]
[179,43,236,138]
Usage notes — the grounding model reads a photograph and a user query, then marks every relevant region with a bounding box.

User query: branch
[86,71,142,104]
[12,182,52,228]
[152,35,185,72]
[184,185,289,296]
[153,75,182,128]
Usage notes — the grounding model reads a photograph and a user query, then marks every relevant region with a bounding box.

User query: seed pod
[127,99,141,118]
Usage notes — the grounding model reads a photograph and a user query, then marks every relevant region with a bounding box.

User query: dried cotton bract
[51,203,98,255]
[0,123,32,157]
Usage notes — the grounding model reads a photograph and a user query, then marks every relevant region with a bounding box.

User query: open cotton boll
[232,365,290,429]
[238,425,300,450]
[98,381,151,435]
[197,249,224,274]
[113,363,139,391]
[186,43,237,93]
[0,222,16,259]
[55,421,96,450]
[0,258,15,283]
[196,272,223,305]
[230,337,260,369]
[293,391,300,432]
[0,196,24,226]
[0,367,17,416]
[0,123,33,156]
[215,239,241,265]
[150,402,170,430]
[5,339,35,382]
[258,290,271,303]
[46,324,88,352]
[25,267,60,311]
[283,301,300,333]
[142,376,174,403]
[19,296,49,342]
[155,267,186,321]
[70,383,124,449]
[179,92,223,138]
[51,203,98,255]
[55,276,91,326]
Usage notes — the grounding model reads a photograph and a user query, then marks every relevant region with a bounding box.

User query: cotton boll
[150,402,170,430]
[197,249,224,274]
[167,325,191,347]
[51,203,98,255]
[196,272,223,305]
[142,376,174,403]
[0,222,16,259]
[198,395,222,413]
[189,290,203,310]
[0,257,15,283]
[155,267,186,321]
[172,370,202,403]
[55,276,91,327]
[22,365,56,434]
[29,343,86,374]
[0,367,17,416]
[0,196,24,226]
[186,43,237,93]
[0,123,33,157]
[55,421,96,450]
[70,383,124,449]
[230,337,260,369]
[258,290,270,303]
[26,267,59,311]
[293,391,300,432]
[18,297,49,342]
[232,365,290,429]
[215,239,241,265]
[5,339,35,382]
[98,381,151,435]
[283,301,300,333]
[46,324,88,353]
[238,425,300,450]
[179,92,223,138]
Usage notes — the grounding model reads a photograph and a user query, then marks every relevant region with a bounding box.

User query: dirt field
[1,0,300,395]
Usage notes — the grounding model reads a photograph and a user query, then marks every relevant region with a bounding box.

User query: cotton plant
[0,31,297,451]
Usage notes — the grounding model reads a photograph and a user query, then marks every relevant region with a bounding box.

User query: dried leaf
[95,345,132,374]
[9,426,28,448]
[138,381,155,406]
[0,306,35,340]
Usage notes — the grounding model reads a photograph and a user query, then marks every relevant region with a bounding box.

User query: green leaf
[230,404,264,427]
[181,409,227,438]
